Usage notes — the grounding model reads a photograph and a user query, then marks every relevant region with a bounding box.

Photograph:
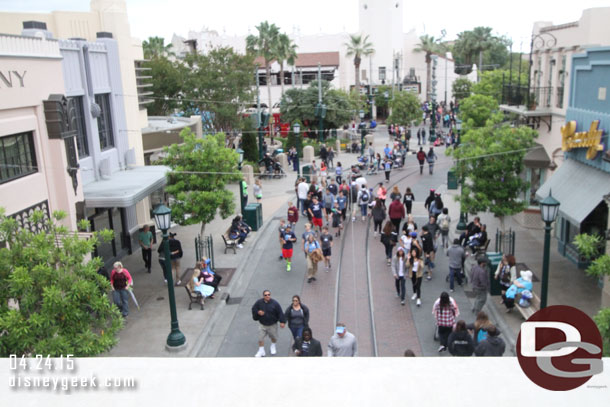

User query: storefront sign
[0,70,27,88]
[561,120,604,160]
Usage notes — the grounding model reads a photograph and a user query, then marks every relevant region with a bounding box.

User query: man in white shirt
[297,178,310,215]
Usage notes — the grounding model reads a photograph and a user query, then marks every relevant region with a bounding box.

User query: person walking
[403,187,415,215]
[322,187,335,224]
[328,147,335,168]
[320,226,334,271]
[168,233,183,285]
[384,158,392,183]
[293,327,323,357]
[381,221,397,266]
[471,256,490,314]
[371,198,386,237]
[287,201,299,230]
[376,182,387,208]
[138,225,153,273]
[297,178,310,215]
[254,179,263,203]
[408,248,423,307]
[357,184,370,222]
[281,224,298,272]
[335,161,343,184]
[327,323,358,357]
[305,234,322,283]
[368,142,375,163]
[474,325,505,356]
[437,208,451,249]
[284,295,310,341]
[388,196,405,232]
[416,148,426,175]
[446,239,466,292]
[432,291,460,352]
[110,262,133,318]
[251,290,286,357]
[308,196,324,234]
[421,226,435,280]
[448,320,475,357]
[392,248,408,305]
[427,147,438,175]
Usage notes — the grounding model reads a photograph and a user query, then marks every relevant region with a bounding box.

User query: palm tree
[415,35,439,102]
[344,34,374,101]
[142,36,174,59]
[471,27,494,82]
[246,21,280,141]
[274,33,298,98]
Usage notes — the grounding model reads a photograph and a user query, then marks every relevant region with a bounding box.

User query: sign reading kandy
[561,120,604,160]
[517,305,603,391]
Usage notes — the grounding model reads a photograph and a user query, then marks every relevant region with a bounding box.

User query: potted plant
[528,93,537,110]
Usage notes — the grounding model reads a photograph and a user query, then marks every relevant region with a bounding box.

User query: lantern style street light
[539,190,560,309]
[153,204,186,350]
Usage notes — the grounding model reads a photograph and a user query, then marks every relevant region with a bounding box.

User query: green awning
[523,144,551,168]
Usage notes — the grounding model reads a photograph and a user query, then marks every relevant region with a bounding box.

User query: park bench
[514,290,541,320]
[472,239,490,256]
[185,285,205,310]
[222,233,237,254]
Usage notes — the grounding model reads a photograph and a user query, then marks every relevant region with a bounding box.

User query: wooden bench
[185,285,205,310]
[222,233,237,254]
[515,291,541,320]
[473,239,491,255]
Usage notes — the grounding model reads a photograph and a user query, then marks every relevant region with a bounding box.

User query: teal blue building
[537,47,610,267]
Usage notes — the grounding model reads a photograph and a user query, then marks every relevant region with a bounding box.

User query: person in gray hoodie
[446,239,465,291]
[474,325,505,356]
[327,323,358,357]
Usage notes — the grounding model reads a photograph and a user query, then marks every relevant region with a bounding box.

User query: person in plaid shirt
[432,291,460,352]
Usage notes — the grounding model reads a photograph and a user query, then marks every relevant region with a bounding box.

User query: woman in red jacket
[110,261,133,317]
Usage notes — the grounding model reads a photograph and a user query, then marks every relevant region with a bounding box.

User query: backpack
[361,190,369,203]
[477,329,488,344]
[440,217,450,231]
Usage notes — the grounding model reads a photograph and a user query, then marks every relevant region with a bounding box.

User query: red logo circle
[517,305,603,391]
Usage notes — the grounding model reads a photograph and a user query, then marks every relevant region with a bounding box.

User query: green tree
[459,93,503,130]
[448,123,537,231]
[344,34,375,98]
[414,35,441,102]
[573,233,610,356]
[0,209,120,356]
[142,36,174,59]
[452,28,509,76]
[387,91,421,126]
[472,69,529,104]
[241,117,259,163]
[374,85,393,117]
[246,21,281,141]
[143,55,183,116]
[274,33,298,98]
[180,46,255,130]
[452,78,473,101]
[160,129,241,236]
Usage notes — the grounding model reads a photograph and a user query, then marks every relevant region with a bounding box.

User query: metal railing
[532,86,553,108]
[195,234,215,269]
[501,85,528,106]
[556,86,564,108]
[495,228,515,255]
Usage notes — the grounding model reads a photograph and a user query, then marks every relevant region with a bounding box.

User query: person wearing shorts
[320,226,334,271]
[308,196,324,233]
[281,225,297,272]
[251,290,286,357]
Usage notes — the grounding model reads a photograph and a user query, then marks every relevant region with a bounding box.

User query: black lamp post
[293,122,301,178]
[237,148,246,215]
[153,205,186,349]
[359,109,366,155]
[539,190,560,309]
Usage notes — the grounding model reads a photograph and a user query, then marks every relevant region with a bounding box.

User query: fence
[495,228,515,255]
[195,234,215,269]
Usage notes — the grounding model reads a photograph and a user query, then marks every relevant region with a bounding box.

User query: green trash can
[485,251,504,296]
[243,203,263,231]
[447,170,458,190]
[302,164,312,183]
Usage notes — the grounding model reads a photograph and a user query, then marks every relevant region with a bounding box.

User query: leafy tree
[159,129,241,236]
[448,123,537,231]
[241,117,259,163]
[143,36,174,59]
[452,78,473,101]
[414,35,441,102]
[459,94,503,130]
[143,55,183,116]
[472,69,529,104]
[387,91,421,126]
[180,46,255,131]
[246,21,281,141]
[574,233,610,356]
[344,34,375,98]
[274,33,298,98]
[0,209,120,356]
[452,28,509,76]
[374,85,393,117]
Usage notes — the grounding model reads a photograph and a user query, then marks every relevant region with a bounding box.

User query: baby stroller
[356,155,369,171]
[272,161,287,179]
[392,152,404,170]
[366,159,378,175]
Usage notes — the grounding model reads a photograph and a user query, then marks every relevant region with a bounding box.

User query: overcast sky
[1,0,609,50]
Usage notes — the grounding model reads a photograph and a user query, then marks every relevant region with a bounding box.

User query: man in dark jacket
[252,290,286,357]
[293,327,323,357]
[421,226,435,280]
[474,325,505,356]
[471,257,490,314]
[168,233,183,285]
[448,320,474,356]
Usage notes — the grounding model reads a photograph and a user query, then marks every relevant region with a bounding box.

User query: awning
[535,159,610,225]
[83,165,169,208]
[524,144,551,168]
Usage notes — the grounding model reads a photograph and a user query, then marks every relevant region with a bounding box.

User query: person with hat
[470,256,490,314]
[503,270,533,312]
[327,323,358,357]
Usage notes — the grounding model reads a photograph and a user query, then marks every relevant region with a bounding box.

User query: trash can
[485,251,504,296]
[243,203,263,231]
[302,164,312,183]
[447,170,458,190]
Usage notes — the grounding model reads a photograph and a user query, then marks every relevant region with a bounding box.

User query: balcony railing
[532,86,553,108]
[502,84,528,106]
[556,86,564,108]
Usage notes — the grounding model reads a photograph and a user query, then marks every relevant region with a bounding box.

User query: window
[0,132,37,184]
[95,93,114,150]
[70,96,89,158]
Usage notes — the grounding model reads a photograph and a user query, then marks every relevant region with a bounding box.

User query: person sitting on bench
[196,257,222,295]
[467,224,487,250]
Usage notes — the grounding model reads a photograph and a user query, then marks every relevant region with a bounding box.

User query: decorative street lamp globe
[539,189,560,309]
[540,190,560,223]
[293,122,300,135]
[236,148,244,170]
[153,204,172,231]
[359,110,365,120]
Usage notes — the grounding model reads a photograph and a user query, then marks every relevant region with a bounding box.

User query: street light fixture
[293,122,301,178]
[539,190,560,309]
[236,148,244,171]
[153,204,187,350]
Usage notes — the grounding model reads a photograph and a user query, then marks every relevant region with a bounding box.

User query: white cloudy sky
[1,0,609,50]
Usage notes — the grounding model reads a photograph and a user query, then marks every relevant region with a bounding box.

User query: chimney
[22,21,53,40]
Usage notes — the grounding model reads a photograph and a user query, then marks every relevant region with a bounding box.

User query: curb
[484,294,518,356]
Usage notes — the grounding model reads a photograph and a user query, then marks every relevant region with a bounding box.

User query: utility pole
[369,56,375,120]
[316,63,324,142]
[256,65,263,161]
[444,53,448,105]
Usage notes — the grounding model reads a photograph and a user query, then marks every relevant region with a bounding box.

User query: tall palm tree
[344,34,374,100]
[471,27,494,82]
[142,36,174,59]
[274,33,298,98]
[246,21,280,141]
[415,35,439,102]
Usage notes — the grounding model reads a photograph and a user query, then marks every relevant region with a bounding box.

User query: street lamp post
[539,190,560,309]
[293,122,301,178]
[455,117,467,231]
[359,110,366,155]
[153,205,186,350]
[236,148,246,215]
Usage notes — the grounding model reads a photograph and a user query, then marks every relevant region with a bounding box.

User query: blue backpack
[477,329,488,343]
